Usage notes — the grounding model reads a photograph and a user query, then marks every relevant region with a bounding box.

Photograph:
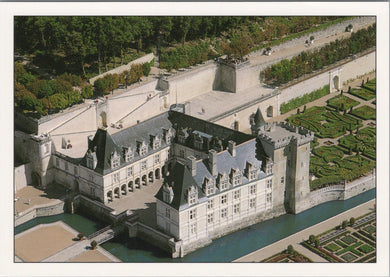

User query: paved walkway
[234,199,376,262]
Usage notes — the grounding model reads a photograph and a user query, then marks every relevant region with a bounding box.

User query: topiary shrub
[77,233,84,241]
[91,240,97,250]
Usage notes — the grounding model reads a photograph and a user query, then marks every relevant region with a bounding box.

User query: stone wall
[249,17,376,58]
[14,200,65,227]
[14,163,32,192]
[89,53,155,85]
[14,112,38,134]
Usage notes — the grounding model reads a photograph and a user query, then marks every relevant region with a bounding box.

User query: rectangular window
[280,177,284,185]
[250,170,257,180]
[207,213,214,224]
[127,166,133,177]
[250,184,257,194]
[56,158,60,167]
[221,194,227,204]
[233,190,240,200]
[220,208,228,218]
[190,223,197,234]
[267,192,272,203]
[112,158,120,168]
[189,209,197,220]
[179,149,185,158]
[74,166,78,176]
[90,187,95,196]
[165,208,170,218]
[249,198,256,208]
[189,194,196,205]
[89,174,94,182]
[233,174,241,185]
[267,179,273,188]
[207,184,214,195]
[233,203,240,214]
[112,172,120,184]
[65,161,69,171]
[221,179,228,190]
[154,154,160,164]
[141,160,147,171]
[207,199,214,209]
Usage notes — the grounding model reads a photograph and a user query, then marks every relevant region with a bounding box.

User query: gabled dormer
[230,168,242,186]
[245,161,258,181]
[177,127,188,144]
[217,172,229,191]
[193,133,203,150]
[162,182,174,204]
[86,147,97,170]
[262,156,274,175]
[123,146,134,163]
[150,134,161,150]
[110,150,120,169]
[163,127,175,145]
[137,140,148,156]
[202,177,215,196]
[187,185,198,206]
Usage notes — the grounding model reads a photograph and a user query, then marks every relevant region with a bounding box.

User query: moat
[15,188,375,262]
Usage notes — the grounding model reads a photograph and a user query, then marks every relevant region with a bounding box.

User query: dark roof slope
[155,162,207,210]
[168,110,253,145]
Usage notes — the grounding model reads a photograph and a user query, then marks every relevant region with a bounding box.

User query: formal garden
[348,78,376,101]
[302,212,376,263]
[261,245,312,263]
[286,81,376,190]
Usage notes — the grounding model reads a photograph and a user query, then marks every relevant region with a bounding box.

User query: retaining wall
[14,200,65,227]
[89,53,155,85]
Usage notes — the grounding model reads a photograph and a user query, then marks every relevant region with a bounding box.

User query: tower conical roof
[254,108,266,127]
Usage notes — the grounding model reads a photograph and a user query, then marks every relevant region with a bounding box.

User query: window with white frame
[153,137,161,150]
[125,148,133,162]
[220,194,227,204]
[218,173,229,191]
[112,172,120,184]
[165,207,170,218]
[154,154,160,164]
[250,184,257,194]
[141,160,147,171]
[65,161,69,171]
[140,145,147,156]
[266,192,272,203]
[249,197,256,208]
[250,169,257,180]
[233,203,240,214]
[56,158,60,167]
[187,186,198,205]
[189,209,197,220]
[203,177,214,196]
[166,135,171,145]
[280,176,284,185]
[207,199,214,209]
[233,190,240,200]
[190,223,197,234]
[127,166,133,177]
[220,208,228,218]
[207,213,214,224]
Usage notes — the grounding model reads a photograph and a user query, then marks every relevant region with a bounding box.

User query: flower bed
[350,105,376,120]
[327,95,360,111]
[348,88,375,101]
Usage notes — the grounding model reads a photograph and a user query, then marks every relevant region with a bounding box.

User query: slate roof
[156,138,267,211]
[80,113,172,175]
[253,108,266,128]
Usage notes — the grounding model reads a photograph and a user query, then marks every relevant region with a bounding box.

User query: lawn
[327,95,360,111]
[363,225,376,235]
[341,252,358,262]
[341,235,357,245]
[313,146,345,163]
[362,78,376,93]
[350,105,376,120]
[325,243,341,252]
[358,244,374,254]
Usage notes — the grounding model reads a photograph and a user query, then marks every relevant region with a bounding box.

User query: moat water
[15,188,375,262]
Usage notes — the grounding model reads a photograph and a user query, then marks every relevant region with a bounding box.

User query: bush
[77,233,84,240]
[81,84,94,99]
[91,240,97,249]
[94,77,108,96]
[341,220,348,229]
[349,217,356,226]
[142,62,151,76]
[287,244,294,254]
[57,73,82,86]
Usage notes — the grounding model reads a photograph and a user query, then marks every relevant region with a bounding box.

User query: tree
[341,220,348,229]
[287,244,294,254]
[309,235,316,244]
[142,62,151,77]
[94,77,108,96]
[90,240,97,250]
[81,84,93,99]
[349,217,356,226]
[314,238,320,248]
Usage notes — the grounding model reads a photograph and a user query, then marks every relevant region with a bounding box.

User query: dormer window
[178,128,188,144]
[123,147,134,163]
[137,141,148,156]
[245,162,258,181]
[162,183,174,204]
[202,177,215,196]
[151,135,161,150]
[164,128,174,145]
[217,173,229,191]
[230,168,242,186]
[193,133,203,150]
[187,185,198,206]
[86,149,97,170]
[110,150,120,169]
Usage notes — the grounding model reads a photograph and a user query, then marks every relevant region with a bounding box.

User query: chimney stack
[228,140,236,157]
[208,149,217,176]
[187,156,197,176]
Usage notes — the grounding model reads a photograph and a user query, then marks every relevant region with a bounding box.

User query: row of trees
[15,16,346,76]
[262,24,376,85]
[15,62,92,116]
